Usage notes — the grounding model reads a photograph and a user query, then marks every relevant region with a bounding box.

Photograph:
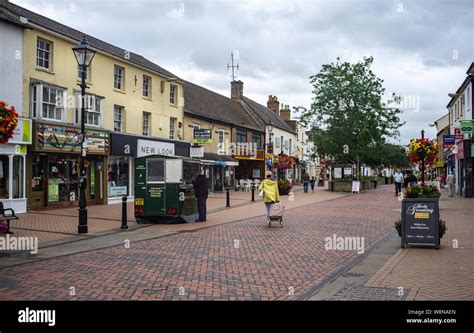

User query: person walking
[258,171,280,225]
[446,171,455,197]
[192,173,209,222]
[393,168,404,197]
[371,174,378,189]
[303,173,310,193]
[310,176,316,193]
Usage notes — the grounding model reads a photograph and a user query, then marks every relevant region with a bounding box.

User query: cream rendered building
[2,1,185,209]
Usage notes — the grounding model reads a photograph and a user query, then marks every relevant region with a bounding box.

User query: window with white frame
[36,38,52,69]
[143,112,151,136]
[114,65,124,90]
[143,75,151,98]
[169,117,177,139]
[114,105,124,132]
[31,83,65,121]
[170,84,177,104]
[218,130,224,143]
[75,94,103,127]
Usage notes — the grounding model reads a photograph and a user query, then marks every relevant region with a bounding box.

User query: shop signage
[460,120,473,134]
[433,161,444,168]
[442,135,455,148]
[457,141,464,160]
[454,128,463,140]
[401,198,439,248]
[36,124,109,154]
[193,128,212,143]
[8,118,32,145]
[333,167,342,179]
[351,181,360,193]
[137,139,175,158]
[190,146,204,158]
[109,186,127,196]
[48,178,59,202]
[0,144,26,154]
[343,167,352,178]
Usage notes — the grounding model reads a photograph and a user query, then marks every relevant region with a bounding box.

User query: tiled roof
[183,81,264,132]
[2,1,177,79]
[242,97,296,134]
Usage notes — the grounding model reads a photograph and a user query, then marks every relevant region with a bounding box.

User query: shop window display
[108,157,130,197]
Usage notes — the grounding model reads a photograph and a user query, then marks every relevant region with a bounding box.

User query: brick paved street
[0,185,400,300]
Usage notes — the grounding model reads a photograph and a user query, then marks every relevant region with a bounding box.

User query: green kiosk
[132,137,200,224]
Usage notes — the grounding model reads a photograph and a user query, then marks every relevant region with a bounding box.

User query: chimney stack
[231,80,244,100]
[279,104,291,121]
[267,95,280,114]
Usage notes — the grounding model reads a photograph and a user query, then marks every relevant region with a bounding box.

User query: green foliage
[296,57,405,165]
[363,143,410,168]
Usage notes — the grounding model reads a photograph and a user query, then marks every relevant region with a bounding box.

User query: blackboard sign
[401,198,439,249]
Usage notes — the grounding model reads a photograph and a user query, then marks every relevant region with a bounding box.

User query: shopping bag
[259,190,264,197]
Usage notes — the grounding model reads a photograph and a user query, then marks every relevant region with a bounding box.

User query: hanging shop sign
[460,120,473,134]
[35,124,109,154]
[454,128,463,140]
[8,118,32,145]
[193,128,212,143]
[442,135,455,148]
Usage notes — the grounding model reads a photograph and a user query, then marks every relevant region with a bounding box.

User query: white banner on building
[190,146,204,158]
[137,139,175,157]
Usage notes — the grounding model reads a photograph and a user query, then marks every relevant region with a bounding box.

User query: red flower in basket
[0,101,19,144]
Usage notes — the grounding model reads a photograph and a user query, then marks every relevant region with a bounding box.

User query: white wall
[266,126,297,156]
[0,21,23,113]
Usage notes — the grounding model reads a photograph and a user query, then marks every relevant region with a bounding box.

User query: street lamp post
[421,129,425,184]
[267,121,274,172]
[72,36,96,234]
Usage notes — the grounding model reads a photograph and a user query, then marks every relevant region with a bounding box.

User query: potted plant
[277,178,293,195]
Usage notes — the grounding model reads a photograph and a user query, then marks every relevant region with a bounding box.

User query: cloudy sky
[13,0,474,144]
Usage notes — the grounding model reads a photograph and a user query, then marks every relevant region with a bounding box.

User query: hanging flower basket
[272,155,293,169]
[0,101,19,144]
[408,138,438,165]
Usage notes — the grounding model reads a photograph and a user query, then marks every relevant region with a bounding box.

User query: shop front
[26,122,109,210]
[109,133,190,204]
[0,118,32,213]
[198,153,238,192]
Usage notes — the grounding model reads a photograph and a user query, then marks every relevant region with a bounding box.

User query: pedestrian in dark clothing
[371,174,377,189]
[192,173,208,222]
[303,173,310,193]
[310,176,316,192]
[404,171,417,188]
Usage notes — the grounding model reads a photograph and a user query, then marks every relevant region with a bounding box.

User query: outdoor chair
[0,201,19,234]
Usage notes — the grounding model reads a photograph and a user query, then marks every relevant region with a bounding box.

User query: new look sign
[137,139,175,157]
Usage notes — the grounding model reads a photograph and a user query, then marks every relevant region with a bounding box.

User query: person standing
[303,173,310,193]
[310,176,316,193]
[446,171,455,197]
[258,171,280,225]
[371,174,378,189]
[192,173,208,222]
[393,168,404,197]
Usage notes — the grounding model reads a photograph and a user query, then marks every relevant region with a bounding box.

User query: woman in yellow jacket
[258,171,280,224]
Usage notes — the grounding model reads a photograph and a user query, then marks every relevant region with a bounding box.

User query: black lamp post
[420,129,425,184]
[267,121,274,171]
[72,36,96,234]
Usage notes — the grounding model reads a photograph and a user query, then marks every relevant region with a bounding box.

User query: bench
[0,201,19,234]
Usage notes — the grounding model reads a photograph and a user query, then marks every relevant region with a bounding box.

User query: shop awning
[198,153,239,166]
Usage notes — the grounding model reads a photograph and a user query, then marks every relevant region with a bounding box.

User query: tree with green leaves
[296,56,405,172]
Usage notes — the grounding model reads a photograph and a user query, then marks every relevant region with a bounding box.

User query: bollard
[251,184,255,202]
[226,187,230,207]
[121,196,128,229]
